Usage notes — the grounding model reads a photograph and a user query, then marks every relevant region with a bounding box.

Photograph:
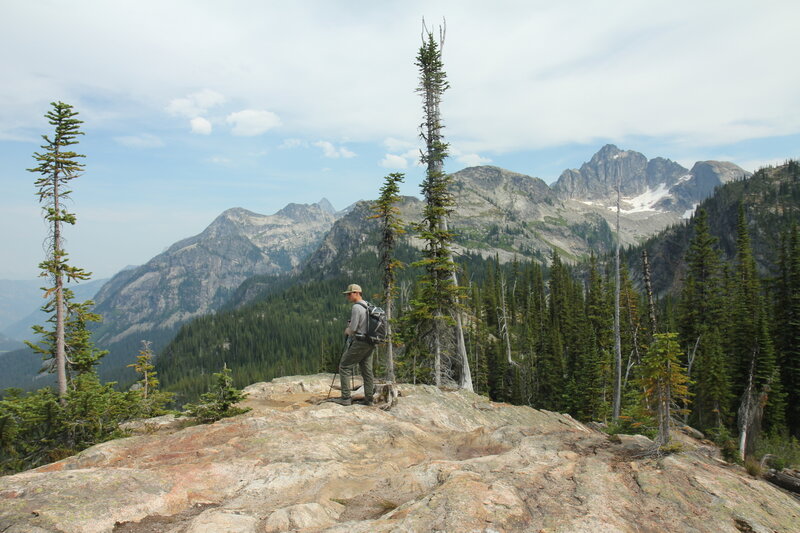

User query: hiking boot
[326,397,351,406]
[354,398,373,406]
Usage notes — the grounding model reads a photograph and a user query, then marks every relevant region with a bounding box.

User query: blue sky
[1,0,798,280]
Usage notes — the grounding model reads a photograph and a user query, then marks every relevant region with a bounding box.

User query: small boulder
[186,510,259,533]
[615,434,656,455]
[264,502,341,532]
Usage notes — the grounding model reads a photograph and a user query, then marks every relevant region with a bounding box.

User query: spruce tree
[732,204,785,456]
[677,208,727,430]
[128,340,174,417]
[27,102,90,400]
[787,226,800,436]
[370,172,405,382]
[639,332,692,446]
[410,23,472,389]
[182,364,249,423]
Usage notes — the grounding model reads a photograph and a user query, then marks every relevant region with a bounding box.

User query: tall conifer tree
[677,208,728,430]
[370,172,405,382]
[411,22,472,389]
[27,102,90,400]
[732,204,785,457]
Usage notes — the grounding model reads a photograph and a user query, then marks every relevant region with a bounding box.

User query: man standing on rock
[328,283,375,406]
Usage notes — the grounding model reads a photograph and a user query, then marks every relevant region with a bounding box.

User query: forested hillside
[628,161,800,296]
[159,162,800,451]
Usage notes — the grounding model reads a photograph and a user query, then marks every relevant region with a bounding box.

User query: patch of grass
[707,425,741,464]
[755,431,800,470]
[744,457,762,477]
[659,440,684,455]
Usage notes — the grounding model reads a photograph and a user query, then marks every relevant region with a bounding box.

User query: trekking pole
[327,371,338,399]
[326,334,349,399]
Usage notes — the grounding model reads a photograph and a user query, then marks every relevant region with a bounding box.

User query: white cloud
[166,89,225,118]
[401,148,424,167]
[190,116,212,135]
[113,134,164,148]
[383,137,415,152]
[380,153,408,169]
[208,156,230,164]
[226,109,281,136]
[0,2,799,157]
[313,140,356,159]
[457,153,492,167]
[279,138,306,149]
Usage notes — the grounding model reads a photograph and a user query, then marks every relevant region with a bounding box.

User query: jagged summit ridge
[553,144,750,216]
[1,374,796,532]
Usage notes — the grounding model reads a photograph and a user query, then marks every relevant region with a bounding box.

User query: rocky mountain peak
[2,374,797,532]
[550,145,753,220]
[316,197,337,215]
[452,165,553,197]
[553,145,652,201]
[275,202,329,223]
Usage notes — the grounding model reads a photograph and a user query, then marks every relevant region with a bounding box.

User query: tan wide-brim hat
[342,283,363,294]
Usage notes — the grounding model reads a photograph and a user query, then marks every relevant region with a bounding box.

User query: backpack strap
[354,301,370,337]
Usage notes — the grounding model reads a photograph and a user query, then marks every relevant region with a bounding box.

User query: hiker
[329,283,375,406]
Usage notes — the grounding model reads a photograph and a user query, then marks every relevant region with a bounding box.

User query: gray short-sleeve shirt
[349,301,369,336]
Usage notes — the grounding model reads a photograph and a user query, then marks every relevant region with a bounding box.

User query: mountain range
[0,144,752,389]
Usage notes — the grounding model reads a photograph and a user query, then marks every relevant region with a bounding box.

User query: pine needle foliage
[128,340,174,418]
[27,101,90,399]
[639,332,692,446]
[370,172,406,382]
[182,364,250,423]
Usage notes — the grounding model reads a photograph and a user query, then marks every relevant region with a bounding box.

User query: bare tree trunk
[455,310,473,391]
[623,287,642,389]
[660,358,672,446]
[613,175,622,420]
[53,160,67,401]
[684,336,701,423]
[738,354,757,460]
[498,275,517,367]
[433,312,442,387]
[642,250,658,336]
[443,219,473,391]
[385,291,395,383]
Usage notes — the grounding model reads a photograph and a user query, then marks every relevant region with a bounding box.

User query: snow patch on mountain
[608,182,672,214]
[682,203,699,219]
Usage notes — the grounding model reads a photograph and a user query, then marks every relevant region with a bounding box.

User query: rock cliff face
[2,375,797,533]
[553,144,750,215]
[93,202,336,343]
[84,202,339,382]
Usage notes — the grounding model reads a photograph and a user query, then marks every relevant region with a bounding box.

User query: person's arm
[345,304,360,336]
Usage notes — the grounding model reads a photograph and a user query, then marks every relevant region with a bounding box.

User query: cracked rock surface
[1,374,798,532]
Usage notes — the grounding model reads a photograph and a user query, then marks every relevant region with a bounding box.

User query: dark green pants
[339,338,375,400]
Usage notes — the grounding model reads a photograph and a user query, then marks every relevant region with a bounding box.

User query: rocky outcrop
[2,375,797,532]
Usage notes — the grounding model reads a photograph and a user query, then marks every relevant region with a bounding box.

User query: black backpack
[357,301,388,345]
